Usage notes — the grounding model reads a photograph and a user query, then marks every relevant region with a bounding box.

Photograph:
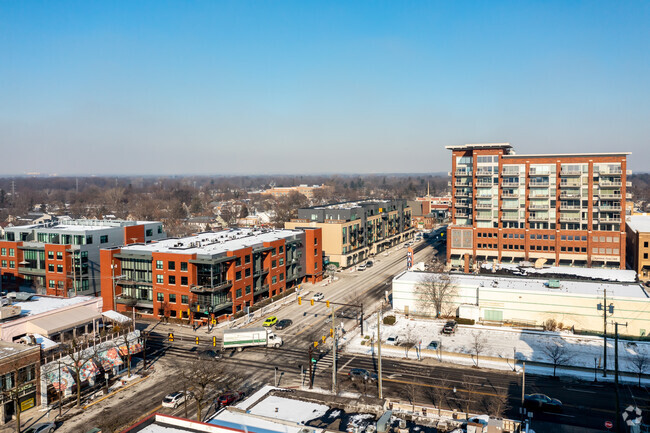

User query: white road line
[339,356,356,372]
[567,388,597,394]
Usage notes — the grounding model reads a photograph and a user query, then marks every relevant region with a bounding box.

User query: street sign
[604,421,613,429]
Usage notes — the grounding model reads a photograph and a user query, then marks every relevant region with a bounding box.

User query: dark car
[365,260,374,268]
[523,394,563,412]
[275,319,293,330]
[200,349,222,359]
[442,320,457,335]
[348,368,378,382]
[216,390,244,407]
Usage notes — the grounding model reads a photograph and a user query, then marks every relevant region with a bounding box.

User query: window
[168,261,175,270]
[56,251,62,260]
[245,255,251,264]
[181,276,188,286]
[156,275,164,284]
[57,265,63,273]
[645,242,649,248]
[314,262,319,270]
[180,262,188,271]
[245,268,251,277]
[48,264,54,272]
[279,273,284,281]
[279,258,284,266]
[49,280,55,288]
[158,225,163,234]
[100,235,108,243]
[47,251,53,259]
[272,276,277,284]
[1,260,5,268]
[168,275,176,285]
[236,271,242,281]
[169,294,176,303]
[236,258,241,267]
[86,236,93,244]
[272,260,277,268]
[146,229,153,237]
[236,289,242,298]
[314,248,318,256]
[170,310,177,317]
[157,293,164,301]
[272,248,277,256]
[245,285,251,295]
[156,260,163,269]
[645,253,648,259]
[279,246,284,253]
[181,295,189,304]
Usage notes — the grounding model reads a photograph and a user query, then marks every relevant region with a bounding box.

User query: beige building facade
[626,215,650,281]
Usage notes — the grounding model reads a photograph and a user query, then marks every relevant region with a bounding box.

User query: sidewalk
[0,405,56,433]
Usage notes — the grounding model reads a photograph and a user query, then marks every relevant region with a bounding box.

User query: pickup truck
[222,327,283,351]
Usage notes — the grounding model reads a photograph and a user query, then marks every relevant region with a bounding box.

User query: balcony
[559,214,581,223]
[626,181,632,187]
[190,279,233,293]
[599,167,622,175]
[18,267,45,276]
[502,169,520,176]
[529,192,550,199]
[476,169,493,177]
[599,180,622,187]
[560,169,582,176]
[596,205,622,211]
[253,268,270,277]
[501,181,519,187]
[529,202,549,210]
[560,181,581,188]
[626,193,632,199]
[476,180,493,187]
[455,212,470,218]
[455,201,471,208]
[455,180,472,187]
[529,180,550,187]
[501,192,519,198]
[529,214,549,222]
[560,192,581,199]
[475,203,492,209]
[116,296,137,307]
[598,216,621,223]
[559,204,581,210]
[475,213,492,220]
[502,213,520,221]
[529,170,551,176]
[598,192,622,199]
[455,191,470,197]
[254,284,270,295]
[455,169,472,176]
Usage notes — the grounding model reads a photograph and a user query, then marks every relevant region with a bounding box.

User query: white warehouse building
[392,270,650,337]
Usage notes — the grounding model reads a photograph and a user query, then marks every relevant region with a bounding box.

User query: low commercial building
[0,341,40,424]
[285,199,414,268]
[392,270,650,337]
[626,215,650,281]
[100,227,323,322]
[0,219,165,297]
[259,184,329,199]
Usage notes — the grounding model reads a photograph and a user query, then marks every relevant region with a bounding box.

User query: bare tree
[543,342,571,377]
[401,328,419,359]
[416,262,457,318]
[181,356,225,421]
[1,359,37,433]
[118,330,135,378]
[424,374,451,416]
[631,352,649,387]
[472,332,488,367]
[462,375,478,418]
[63,339,98,407]
[402,380,419,412]
[484,387,510,419]
[219,204,238,227]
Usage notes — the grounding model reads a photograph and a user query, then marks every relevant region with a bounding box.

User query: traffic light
[326,300,330,308]
[313,341,318,348]
[330,328,334,338]
[211,317,217,325]
[168,333,174,342]
[212,336,217,347]
[298,297,302,305]
[196,304,201,312]
[321,335,326,343]
[195,336,200,345]
[310,299,314,306]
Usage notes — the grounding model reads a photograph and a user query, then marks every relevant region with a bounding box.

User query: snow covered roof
[210,409,308,433]
[395,270,649,299]
[12,295,95,317]
[627,215,650,234]
[120,228,304,256]
[0,341,37,359]
[102,310,131,324]
[482,263,637,283]
[5,218,159,233]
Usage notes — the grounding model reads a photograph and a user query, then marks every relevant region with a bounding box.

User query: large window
[180,262,188,272]
[100,235,108,243]
[168,275,176,285]
[156,275,164,284]
[168,261,175,270]
[156,260,163,269]
[169,294,176,303]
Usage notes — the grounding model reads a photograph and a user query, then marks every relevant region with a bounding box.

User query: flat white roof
[446,143,512,150]
[120,228,304,256]
[313,199,391,210]
[627,215,650,234]
[395,270,649,299]
[13,295,95,317]
[503,152,630,158]
[6,219,159,232]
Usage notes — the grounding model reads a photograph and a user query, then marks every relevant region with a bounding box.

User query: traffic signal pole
[308,345,313,389]
[332,306,336,393]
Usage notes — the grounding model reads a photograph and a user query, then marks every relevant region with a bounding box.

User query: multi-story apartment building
[100,227,322,322]
[285,200,414,268]
[0,219,165,296]
[446,143,630,271]
[625,215,650,281]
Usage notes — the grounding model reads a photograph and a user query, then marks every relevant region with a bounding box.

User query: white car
[23,423,56,433]
[357,263,366,271]
[313,292,324,301]
[162,391,191,408]
[386,335,400,345]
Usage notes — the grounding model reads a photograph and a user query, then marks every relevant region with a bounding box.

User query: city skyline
[1,1,649,175]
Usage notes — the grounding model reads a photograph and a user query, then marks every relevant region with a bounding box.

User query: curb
[83,374,151,410]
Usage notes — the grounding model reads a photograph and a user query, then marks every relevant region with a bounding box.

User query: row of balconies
[453,167,629,178]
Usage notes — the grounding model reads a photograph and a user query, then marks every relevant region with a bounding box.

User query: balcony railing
[529,170,551,176]
[529,180,550,187]
[599,168,622,175]
[560,192,581,199]
[529,214,549,221]
[476,169,493,176]
[502,192,519,198]
[599,180,622,187]
[560,169,582,176]
[597,205,622,211]
[190,279,233,293]
[559,214,581,222]
[560,181,581,188]
[475,203,492,209]
[529,203,549,210]
[476,181,493,187]
[598,216,621,223]
[529,193,550,198]
[455,212,470,218]
[455,169,472,176]
[455,180,472,187]
[502,213,519,221]
[501,181,519,187]
[502,169,520,176]
[559,204,581,210]
[455,191,470,197]
[597,192,622,199]
[475,213,492,220]
[455,201,471,208]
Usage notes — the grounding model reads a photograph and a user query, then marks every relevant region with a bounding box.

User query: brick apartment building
[446,143,630,271]
[625,215,650,281]
[100,227,322,322]
[285,200,414,268]
[0,219,165,297]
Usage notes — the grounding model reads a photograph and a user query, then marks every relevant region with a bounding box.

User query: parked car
[263,316,278,327]
[386,335,400,345]
[200,349,222,359]
[162,391,192,408]
[442,320,457,335]
[357,263,366,271]
[275,319,293,330]
[23,423,57,433]
[365,260,374,268]
[523,394,563,412]
[216,390,245,407]
[312,292,325,301]
[426,340,440,350]
[348,368,378,381]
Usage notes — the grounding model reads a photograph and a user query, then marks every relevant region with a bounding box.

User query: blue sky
[1,1,649,175]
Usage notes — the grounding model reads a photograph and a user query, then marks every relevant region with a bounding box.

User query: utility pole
[378,304,383,400]
[598,288,614,377]
[613,321,628,433]
[331,306,337,394]
[308,345,313,389]
[360,304,364,336]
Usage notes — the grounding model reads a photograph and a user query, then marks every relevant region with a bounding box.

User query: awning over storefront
[102,310,131,324]
[26,306,101,337]
[98,347,124,370]
[118,342,143,356]
[43,360,76,391]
